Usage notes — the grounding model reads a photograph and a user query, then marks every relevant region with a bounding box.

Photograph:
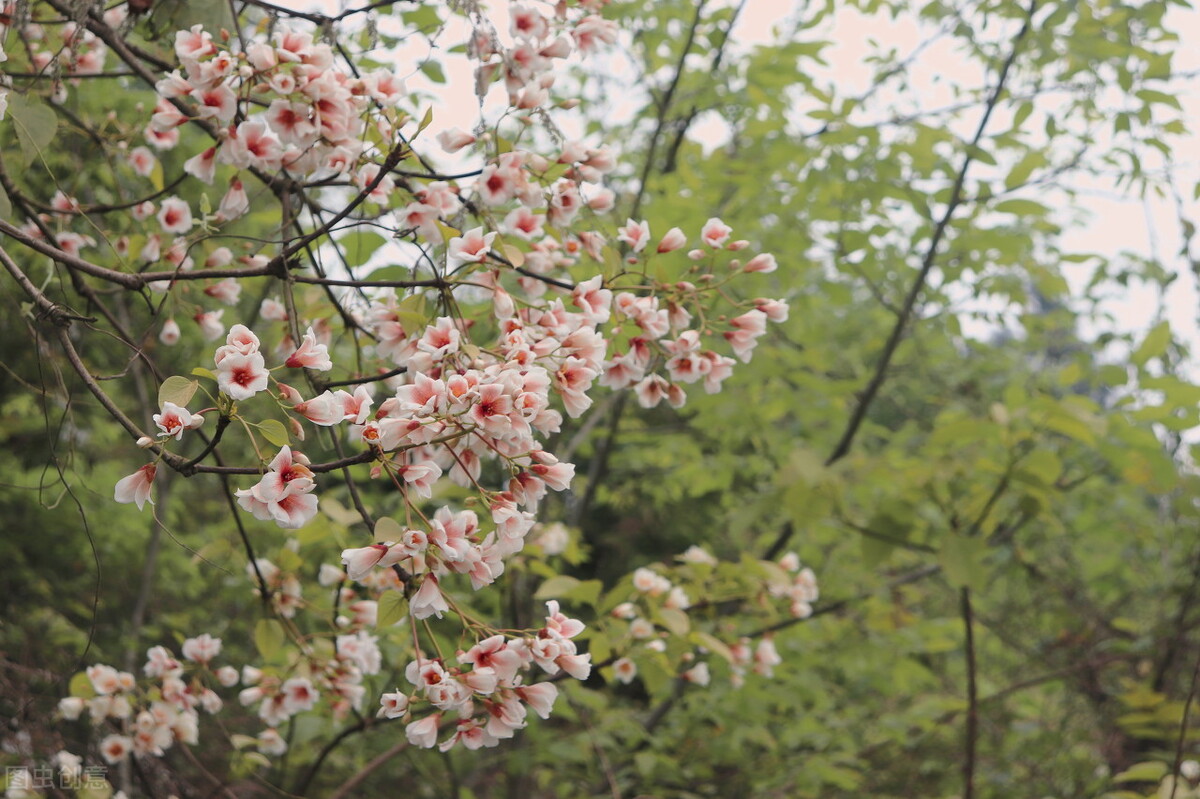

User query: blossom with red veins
[724,309,768,362]
[285,326,333,371]
[144,124,180,150]
[191,82,237,122]
[181,633,222,663]
[100,734,133,764]
[754,297,789,322]
[553,357,597,418]
[175,24,217,63]
[266,99,317,143]
[150,97,187,132]
[529,452,574,492]
[754,637,782,677]
[260,297,288,321]
[157,196,192,234]
[215,324,261,363]
[484,692,528,739]
[548,179,582,226]
[126,146,157,177]
[294,390,346,426]
[515,682,557,719]
[378,691,409,719]
[354,163,395,204]
[411,575,449,619]
[153,401,204,440]
[744,252,777,273]
[114,464,156,510]
[599,351,646,390]
[657,226,687,253]
[223,117,283,170]
[571,275,612,324]
[216,350,268,400]
[204,277,242,306]
[281,677,318,714]
[236,448,319,529]
[417,317,462,360]
[194,310,225,342]
[572,14,618,55]
[406,713,441,748]
[341,544,406,581]
[441,718,499,752]
[183,146,217,184]
[459,635,524,685]
[437,127,476,153]
[448,227,496,264]
[633,374,671,408]
[216,179,249,221]
[469,383,514,437]
[503,206,544,240]
[702,352,737,393]
[701,217,732,248]
[617,218,651,253]
[395,372,447,416]
[397,460,442,499]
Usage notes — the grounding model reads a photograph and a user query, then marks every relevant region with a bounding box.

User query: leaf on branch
[377,590,407,629]
[501,243,526,268]
[939,533,986,589]
[68,671,95,699]
[257,419,290,448]
[158,376,199,408]
[534,574,581,600]
[191,367,217,381]
[374,515,405,544]
[419,60,446,84]
[7,93,58,167]
[254,619,285,660]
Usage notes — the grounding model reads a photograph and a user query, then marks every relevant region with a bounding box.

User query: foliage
[2,0,1200,798]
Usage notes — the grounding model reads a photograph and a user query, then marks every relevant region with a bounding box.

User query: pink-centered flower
[153,401,204,440]
[114,464,156,510]
[285,326,333,371]
[217,351,268,400]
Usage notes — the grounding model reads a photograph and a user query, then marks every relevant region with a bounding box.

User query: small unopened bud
[136,436,154,448]
[728,239,750,251]
[687,249,706,260]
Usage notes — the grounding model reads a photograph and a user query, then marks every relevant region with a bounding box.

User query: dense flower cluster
[51,0,818,770]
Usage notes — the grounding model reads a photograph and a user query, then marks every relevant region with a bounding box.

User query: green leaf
[655,607,690,636]
[158,376,199,408]
[417,106,434,135]
[993,199,1050,216]
[939,533,986,589]
[535,574,582,600]
[420,60,446,84]
[191,367,216,380]
[68,670,95,699]
[257,419,290,448]
[377,590,407,628]
[254,619,285,659]
[0,185,11,222]
[693,631,734,663]
[374,516,405,544]
[1133,321,1171,366]
[1112,761,1168,783]
[7,93,58,167]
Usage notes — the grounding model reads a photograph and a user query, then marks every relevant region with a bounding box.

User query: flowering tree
[0,1,814,796]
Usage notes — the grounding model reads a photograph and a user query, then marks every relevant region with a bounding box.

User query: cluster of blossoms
[58,636,231,766]
[602,547,815,690]
[383,601,590,751]
[86,0,814,766]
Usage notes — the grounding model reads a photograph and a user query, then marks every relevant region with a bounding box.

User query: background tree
[3,0,1200,798]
